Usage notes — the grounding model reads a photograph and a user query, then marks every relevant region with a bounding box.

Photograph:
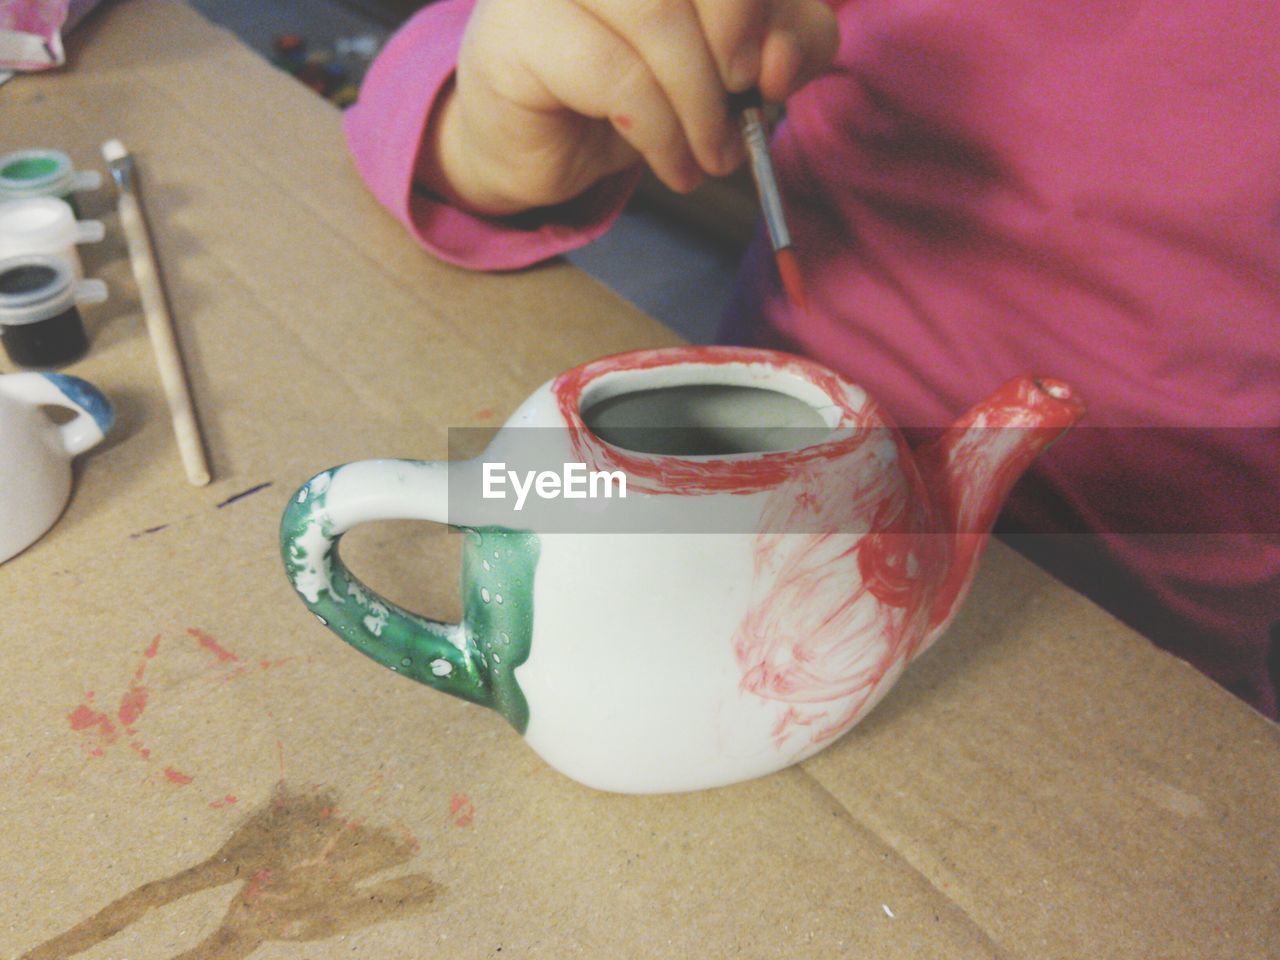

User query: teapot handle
[0,372,114,455]
[280,459,495,712]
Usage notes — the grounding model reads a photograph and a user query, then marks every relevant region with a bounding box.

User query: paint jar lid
[0,149,102,201]
[0,196,105,260]
[0,254,106,327]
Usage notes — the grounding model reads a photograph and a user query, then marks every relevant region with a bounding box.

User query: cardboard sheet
[3,3,1277,957]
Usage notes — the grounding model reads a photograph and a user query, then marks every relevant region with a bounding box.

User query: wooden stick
[102,139,210,486]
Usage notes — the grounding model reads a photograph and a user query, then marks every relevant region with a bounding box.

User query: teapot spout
[916,376,1085,651]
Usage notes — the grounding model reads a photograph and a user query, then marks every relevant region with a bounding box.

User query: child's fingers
[603,60,707,192]
[758,0,840,102]
[576,0,742,176]
[690,0,768,92]
[512,0,706,192]
[445,0,839,211]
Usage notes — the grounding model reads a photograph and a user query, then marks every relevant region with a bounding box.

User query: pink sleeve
[341,0,640,270]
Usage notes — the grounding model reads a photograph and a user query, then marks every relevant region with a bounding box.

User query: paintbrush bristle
[101,138,128,164]
[775,246,808,312]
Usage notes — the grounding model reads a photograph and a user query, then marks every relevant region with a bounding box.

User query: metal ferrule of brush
[730,90,792,251]
[107,153,135,193]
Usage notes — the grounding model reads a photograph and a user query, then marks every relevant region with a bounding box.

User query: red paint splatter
[472,407,495,421]
[243,868,272,901]
[119,638,156,733]
[188,627,240,663]
[62,631,295,806]
[118,684,149,729]
[68,635,162,758]
[393,819,423,854]
[449,793,475,828]
[68,703,116,739]
[612,114,633,130]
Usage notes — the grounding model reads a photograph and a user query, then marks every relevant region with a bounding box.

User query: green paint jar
[0,149,102,218]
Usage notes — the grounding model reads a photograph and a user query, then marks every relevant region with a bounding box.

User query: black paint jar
[0,255,106,368]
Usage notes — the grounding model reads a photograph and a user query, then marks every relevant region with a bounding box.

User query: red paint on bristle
[775,247,808,311]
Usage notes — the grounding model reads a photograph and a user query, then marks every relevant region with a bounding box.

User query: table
[3,3,1277,957]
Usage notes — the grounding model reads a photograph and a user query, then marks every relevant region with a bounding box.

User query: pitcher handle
[0,372,114,455]
[280,459,493,709]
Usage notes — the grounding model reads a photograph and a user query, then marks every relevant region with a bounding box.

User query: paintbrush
[729,88,807,311]
[102,138,211,487]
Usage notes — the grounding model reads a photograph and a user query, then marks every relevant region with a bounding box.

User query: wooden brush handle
[117,190,211,486]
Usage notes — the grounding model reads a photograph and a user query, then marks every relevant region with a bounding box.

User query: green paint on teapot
[280,470,539,734]
[461,528,539,733]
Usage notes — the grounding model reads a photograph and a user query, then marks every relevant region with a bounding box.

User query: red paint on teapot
[556,354,1084,752]
[552,346,875,495]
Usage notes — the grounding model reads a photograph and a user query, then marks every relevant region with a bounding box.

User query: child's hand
[423,0,839,216]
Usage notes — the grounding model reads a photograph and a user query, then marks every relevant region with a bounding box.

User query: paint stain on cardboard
[17,783,438,960]
[66,635,163,759]
[59,629,301,807]
[215,481,274,509]
[129,523,170,539]
[127,480,275,538]
[189,626,240,663]
[449,793,476,828]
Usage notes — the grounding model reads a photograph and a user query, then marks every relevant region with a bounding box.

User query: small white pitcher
[0,372,114,563]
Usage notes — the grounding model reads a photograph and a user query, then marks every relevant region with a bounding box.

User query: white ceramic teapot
[281,347,1083,793]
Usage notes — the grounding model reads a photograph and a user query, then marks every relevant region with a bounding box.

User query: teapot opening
[582,384,832,456]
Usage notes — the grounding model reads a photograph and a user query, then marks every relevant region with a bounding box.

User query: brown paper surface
[3,3,1277,958]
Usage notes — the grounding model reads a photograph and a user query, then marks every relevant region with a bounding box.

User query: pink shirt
[345,0,1280,716]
